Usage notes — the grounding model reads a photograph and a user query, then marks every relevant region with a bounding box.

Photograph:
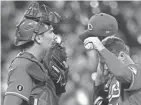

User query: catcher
[4,2,69,105]
[79,13,141,105]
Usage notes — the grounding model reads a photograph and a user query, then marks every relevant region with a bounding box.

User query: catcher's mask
[15,19,53,46]
[15,2,66,46]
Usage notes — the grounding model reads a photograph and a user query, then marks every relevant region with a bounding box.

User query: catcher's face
[40,26,56,50]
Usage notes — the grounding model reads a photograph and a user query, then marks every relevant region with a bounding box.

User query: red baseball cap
[79,13,118,41]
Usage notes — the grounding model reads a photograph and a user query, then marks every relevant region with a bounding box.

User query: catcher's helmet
[15,2,66,46]
[15,19,52,46]
[79,13,118,41]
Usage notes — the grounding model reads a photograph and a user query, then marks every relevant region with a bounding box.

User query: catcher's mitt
[43,42,69,95]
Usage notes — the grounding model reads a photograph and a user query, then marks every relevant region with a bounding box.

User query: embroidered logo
[108,81,120,103]
[88,24,93,30]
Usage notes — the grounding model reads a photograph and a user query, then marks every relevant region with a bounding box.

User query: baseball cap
[79,13,118,42]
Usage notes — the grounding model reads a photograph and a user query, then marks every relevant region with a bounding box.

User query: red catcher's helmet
[15,2,66,46]
[79,13,118,42]
[15,19,53,46]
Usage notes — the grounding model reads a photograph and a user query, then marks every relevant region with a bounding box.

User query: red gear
[15,2,65,46]
[15,19,52,46]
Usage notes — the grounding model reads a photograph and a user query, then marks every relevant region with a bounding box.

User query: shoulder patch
[17,85,24,91]
[128,66,137,75]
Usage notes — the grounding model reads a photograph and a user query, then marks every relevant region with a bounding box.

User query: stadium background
[1,1,141,105]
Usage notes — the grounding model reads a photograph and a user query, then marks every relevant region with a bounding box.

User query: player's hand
[84,37,105,51]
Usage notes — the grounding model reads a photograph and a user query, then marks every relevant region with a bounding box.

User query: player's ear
[118,51,125,63]
[35,35,43,44]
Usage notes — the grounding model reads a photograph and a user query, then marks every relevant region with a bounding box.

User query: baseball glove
[43,42,69,95]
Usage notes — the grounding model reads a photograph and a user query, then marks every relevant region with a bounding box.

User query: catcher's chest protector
[23,54,60,105]
[29,80,60,105]
[26,56,60,105]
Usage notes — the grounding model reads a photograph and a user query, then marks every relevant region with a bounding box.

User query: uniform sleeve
[99,48,132,80]
[5,66,33,102]
[125,64,141,91]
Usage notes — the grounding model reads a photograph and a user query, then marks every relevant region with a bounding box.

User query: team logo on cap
[88,24,93,30]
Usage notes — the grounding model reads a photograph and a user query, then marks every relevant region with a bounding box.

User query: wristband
[96,44,105,51]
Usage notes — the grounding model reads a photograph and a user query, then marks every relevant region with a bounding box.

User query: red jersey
[97,48,141,105]
[5,52,60,105]
[104,64,141,105]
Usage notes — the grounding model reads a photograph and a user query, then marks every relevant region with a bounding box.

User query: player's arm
[99,48,132,83]
[92,67,110,105]
[124,64,141,91]
[4,95,23,105]
[92,69,105,104]
[84,37,132,83]
[84,37,141,91]
[90,51,103,102]
[4,65,33,105]
[98,48,141,91]
[92,61,109,104]
[92,81,105,101]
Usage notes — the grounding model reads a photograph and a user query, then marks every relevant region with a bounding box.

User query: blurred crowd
[1,1,141,105]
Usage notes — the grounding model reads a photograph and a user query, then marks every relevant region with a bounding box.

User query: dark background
[1,1,141,105]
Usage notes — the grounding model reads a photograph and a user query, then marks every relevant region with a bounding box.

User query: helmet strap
[32,18,43,44]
